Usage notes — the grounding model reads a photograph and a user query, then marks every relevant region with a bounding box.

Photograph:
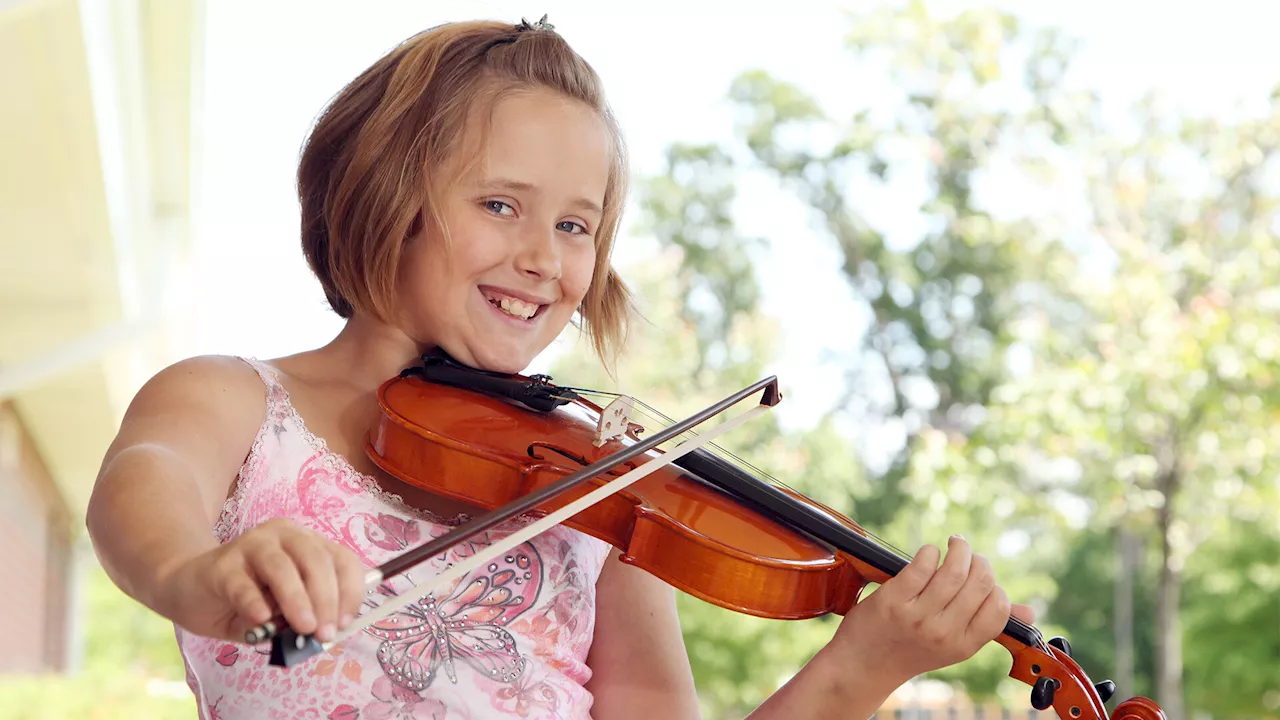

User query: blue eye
[484,200,515,215]
[557,220,588,235]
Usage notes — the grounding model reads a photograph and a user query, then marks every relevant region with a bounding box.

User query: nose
[515,223,562,281]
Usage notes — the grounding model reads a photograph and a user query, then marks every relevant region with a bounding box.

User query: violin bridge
[594,396,634,447]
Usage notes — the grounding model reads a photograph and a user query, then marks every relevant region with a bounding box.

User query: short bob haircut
[298,19,632,366]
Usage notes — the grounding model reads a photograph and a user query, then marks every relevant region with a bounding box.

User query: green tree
[640,143,765,375]
[1044,526,1159,699]
[606,2,1280,716]
[712,2,1280,713]
[929,87,1280,716]
[726,2,1091,531]
[722,0,1103,697]
[1181,519,1280,717]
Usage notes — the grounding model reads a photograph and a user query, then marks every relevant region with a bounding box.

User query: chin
[455,346,533,375]
[482,358,528,375]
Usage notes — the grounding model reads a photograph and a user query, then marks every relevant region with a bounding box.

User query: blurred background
[2,0,1278,717]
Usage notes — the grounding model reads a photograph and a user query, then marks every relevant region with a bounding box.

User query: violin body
[366,362,880,620]
[356,353,1165,720]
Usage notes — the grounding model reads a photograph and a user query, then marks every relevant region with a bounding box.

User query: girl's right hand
[155,518,369,644]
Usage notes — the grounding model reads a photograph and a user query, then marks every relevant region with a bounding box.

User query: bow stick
[249,376,781,666]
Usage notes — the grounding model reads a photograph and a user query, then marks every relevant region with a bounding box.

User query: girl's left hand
[828,535,1035,687]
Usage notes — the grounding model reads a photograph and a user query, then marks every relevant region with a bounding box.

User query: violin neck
[673,448,909,574]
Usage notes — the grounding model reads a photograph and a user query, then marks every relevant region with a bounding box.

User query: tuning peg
[1094,680,1116,703]
[1031,677,1058,710]
[1047,635,1072,657]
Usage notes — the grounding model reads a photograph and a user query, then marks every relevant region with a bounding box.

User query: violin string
[567,388,1045,644]
[569,389,915,559]
[618,394,915,560]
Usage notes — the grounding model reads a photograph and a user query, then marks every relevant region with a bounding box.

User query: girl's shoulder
[99,355,279,522]
[132,354,271,416]
[113,354,273,464]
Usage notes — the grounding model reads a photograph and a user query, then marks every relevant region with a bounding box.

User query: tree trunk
[1154,464,1184,720]
[1114,526,1138,701]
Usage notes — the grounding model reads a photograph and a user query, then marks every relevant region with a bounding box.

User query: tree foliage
[607,1,1280,716]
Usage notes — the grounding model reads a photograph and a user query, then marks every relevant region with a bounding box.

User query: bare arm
[86,355,366,642]
[586,539,1033,720]
[585,549,701,719]
[584,550,901,720]
[87,356,264,609]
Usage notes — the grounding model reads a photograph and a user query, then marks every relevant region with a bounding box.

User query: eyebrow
[480,178,603,216]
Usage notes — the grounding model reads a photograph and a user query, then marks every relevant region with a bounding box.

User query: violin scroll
[1111,697,1167,720]
[999,633,1166,720]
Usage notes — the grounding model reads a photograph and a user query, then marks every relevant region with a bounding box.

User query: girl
[86,17,1032,720]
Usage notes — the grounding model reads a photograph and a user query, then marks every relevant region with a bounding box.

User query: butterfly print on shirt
[364,541,544,692]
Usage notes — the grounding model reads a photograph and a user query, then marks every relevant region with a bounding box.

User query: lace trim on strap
[241,357,471,529]
[212,356,558,544]
[211,357,289,542]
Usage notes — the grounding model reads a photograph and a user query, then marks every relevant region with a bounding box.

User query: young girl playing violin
[87,17,1032,720]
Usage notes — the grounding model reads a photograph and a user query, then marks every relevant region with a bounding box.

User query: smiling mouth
[480,289,547,321]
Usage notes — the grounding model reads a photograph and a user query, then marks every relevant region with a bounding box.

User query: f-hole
[528,442,640,478]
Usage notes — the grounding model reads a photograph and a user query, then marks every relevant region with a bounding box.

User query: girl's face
[397,89,611,373]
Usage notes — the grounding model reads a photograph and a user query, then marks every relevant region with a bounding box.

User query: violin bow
[245,369,1166,720]
[248,375,781,666]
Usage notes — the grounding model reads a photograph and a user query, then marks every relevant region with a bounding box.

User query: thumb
[1011,603,1036,624]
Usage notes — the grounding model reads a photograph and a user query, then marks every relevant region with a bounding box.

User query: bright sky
[191,0,1280,432]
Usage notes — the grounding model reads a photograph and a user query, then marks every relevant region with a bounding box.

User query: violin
[249,352,1165,720]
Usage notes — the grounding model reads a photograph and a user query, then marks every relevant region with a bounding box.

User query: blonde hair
[298,19,632,366]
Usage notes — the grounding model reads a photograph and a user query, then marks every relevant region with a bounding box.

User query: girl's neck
[308,314,431,390]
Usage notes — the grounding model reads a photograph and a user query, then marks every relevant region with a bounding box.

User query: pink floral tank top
[176,357,612,720]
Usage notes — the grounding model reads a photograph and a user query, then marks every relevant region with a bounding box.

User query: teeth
[490,295,538,319]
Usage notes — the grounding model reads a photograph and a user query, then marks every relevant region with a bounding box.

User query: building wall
[0,401,72,673]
